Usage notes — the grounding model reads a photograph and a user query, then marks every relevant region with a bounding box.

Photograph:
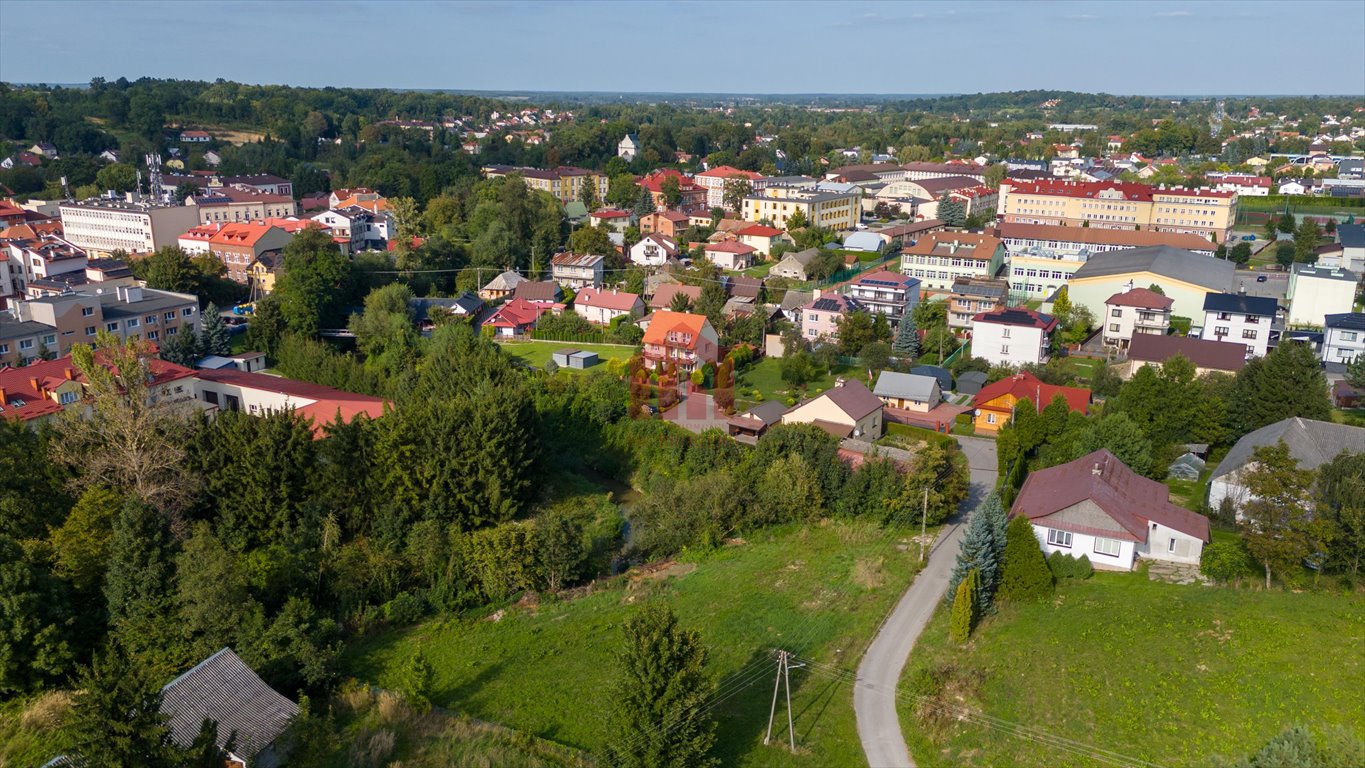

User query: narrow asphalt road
[854,434,998,768]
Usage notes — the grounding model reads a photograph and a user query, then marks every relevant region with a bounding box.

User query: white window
[81,307,95,317]
[42,334,55,345]
[59,391,79,405]
[18,339,33,350]
[1047,529,1073,548]
[1000,345,1010,355]
[182,307,195,317]
[106,322,119,332]
[164,311,175,321]
[0,344,8,354]
[1109,324,1120,333]
[127,318,139,328]
[986,413,996,424]
[1111,308,1122,317]
[1093,537,1122,557]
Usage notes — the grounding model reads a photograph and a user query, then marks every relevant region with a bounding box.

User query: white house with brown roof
[901,232,1007,292]
[781,378,884,439]
[1102,287,1173,348]
[703,241,758,271]
[971,307,1059,366]
[733,224,791,256]
[1011,449,1210,570]
[573,287,643,325]
[630,233,681,267]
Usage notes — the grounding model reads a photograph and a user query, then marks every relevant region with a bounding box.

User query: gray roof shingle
[160,648,298,759]
[1069,245,1234,292]
[1211,417,1365,481]
[873,371,940,402]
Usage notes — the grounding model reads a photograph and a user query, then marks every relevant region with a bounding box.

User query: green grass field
[900,573,1365,768]
[343,520,930,767]
[734,357,864,408]
[495,340,638,370]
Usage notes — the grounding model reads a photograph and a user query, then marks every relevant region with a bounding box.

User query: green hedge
[530,329,607,344]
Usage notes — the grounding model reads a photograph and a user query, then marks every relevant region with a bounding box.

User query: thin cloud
[1065,13,1101,20]
[1155,10,1194,17]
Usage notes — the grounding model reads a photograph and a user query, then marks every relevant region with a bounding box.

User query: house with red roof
[702,240,758,271]
[970,307,1060,367]
[193,367,390,437]
[640,210,691,239]
[588,208,635,232]
[1102,287,1173,349]
[483,297,547,337]
[573,287,643,325]
[206,222,293,283]
[0,353,196,425]
[640,170,707,211]
[1010,449,1210,570]
[971,371,1090,434]
[641,310,718,373]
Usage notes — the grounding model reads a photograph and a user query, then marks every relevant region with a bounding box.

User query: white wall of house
[194,380,317,416]
[573,302,638,325]
[1286,270,1356,327]
[1323,324,1365,364]
[1102,303,1170,347]
[1136,522,1205,566]
[781,396,883,438]
[971,321,1049,366]
[1200,308,1272,359]
[1030,524,1137,571]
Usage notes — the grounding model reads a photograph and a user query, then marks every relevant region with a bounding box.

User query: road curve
[854,435,998,768]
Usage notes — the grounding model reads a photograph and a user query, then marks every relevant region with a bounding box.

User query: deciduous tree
[1239,441,1317,589]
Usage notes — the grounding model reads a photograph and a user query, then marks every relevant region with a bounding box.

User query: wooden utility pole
[920,486,929,564]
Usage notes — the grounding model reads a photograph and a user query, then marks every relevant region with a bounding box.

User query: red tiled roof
[486,297,547,328]
[1011,448,1210,542]
[194,367,390,436]
[0,353,195,422]
[591,209,632,219]
[642,310,710,349]
[972,372,1091,414]
[696,165,764,180]
[705,241,757,254]
[575,287,641,312]
[640,169,700,193]
[1105,287,1173,310]
[735,224,784,238]
[208,222,283,249]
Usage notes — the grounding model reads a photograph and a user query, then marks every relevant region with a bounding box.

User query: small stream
[576,468,644,573]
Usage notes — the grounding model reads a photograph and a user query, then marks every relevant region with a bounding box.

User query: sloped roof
[1012,449,1210,542]
[735,224,784,238]
[486,297,547,328]
[1106,287,1174,310]
[873,371,940,402]
[160,648,298,759]
[973,372,1090,413]
[649,283,702,310]
[818,379,884,421]
[1211,417,1365,481]
[1325,312,1365,331]
[642,310,710,348]
[973,306,1058,331]
[1069,246,1234,291]
[483,270,527,292]
[575,287,641,312]
[513,280,564,303]
[1127,334,1246,372]
[194,368,390,436]
[1203,292,1278,316]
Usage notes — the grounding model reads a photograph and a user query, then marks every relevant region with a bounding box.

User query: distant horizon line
[5,82,1359,100]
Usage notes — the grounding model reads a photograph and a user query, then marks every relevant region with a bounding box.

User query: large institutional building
[998,180,1237,243]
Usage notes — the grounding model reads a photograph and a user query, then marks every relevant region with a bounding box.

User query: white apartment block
[1322,313,1365,365]
[1200,293,1277,359]
[60,197,202,256]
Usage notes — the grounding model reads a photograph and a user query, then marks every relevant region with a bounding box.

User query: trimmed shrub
[1200,539,1256,585]
[949,573,975,643]
[998,516,1053,603]
[1047,551,1094,580]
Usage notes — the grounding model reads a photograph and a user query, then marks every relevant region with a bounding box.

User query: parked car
[1256,274,1268,282]
[1241,234,1256,241]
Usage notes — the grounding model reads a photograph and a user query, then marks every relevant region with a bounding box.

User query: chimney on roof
[1092,462,1102,476]
[1239,283,1247,295]
[64,368,74,380]
[29,377,39,391]
[834,377,845,387]
[0,387,5,403]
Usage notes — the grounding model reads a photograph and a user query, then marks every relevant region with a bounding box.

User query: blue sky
[2,0,1362,95]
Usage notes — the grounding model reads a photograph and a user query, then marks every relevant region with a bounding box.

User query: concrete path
[854,434,998,768]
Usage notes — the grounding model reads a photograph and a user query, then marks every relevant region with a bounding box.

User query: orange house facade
[971,372,1091,434]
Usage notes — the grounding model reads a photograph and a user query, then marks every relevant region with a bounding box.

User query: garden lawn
[344,520,928,767]
[1060,355,1100,380]
[495,340,637,370]
[734,356,863,409]
[900,572,1365,768]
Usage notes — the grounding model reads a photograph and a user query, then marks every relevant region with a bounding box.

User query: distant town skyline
[2,0,1363,96]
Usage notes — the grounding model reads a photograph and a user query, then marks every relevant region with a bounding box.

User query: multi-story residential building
[971,306,1059,367]
[946,277,1009,331]
[1209,174,1271,197]
[732,224,791,257]
[695,166,766,209]
[549,252,605,290]
[59,197,201,256]
[480,165,608,206]
[1286,264,1357,328]
[900,232,1006,292]
[311,206,391,254]
[0,250,18,307]
[1323,313,1365,366]
[0,353,196,425]
[1066,245,1235,321]
[188,187,299,225]
[0,285,200,365]
[998,179,1238,243]
[844,270,921,326]
[801,292,865,341]
[160,173,296,200]
[1200,292,1278,359]
[639,211,691,238]
[3,234,87,295]
[206,222,293,284]
[997,222,1218,260]
[742,185,861,231]
[19,258,133,301]
[1102,287,1172,349]
[629,233,680,267]
[641,311,719,373]
[177,222,223,256]
[588,209,634,232]
[640,170,707,211]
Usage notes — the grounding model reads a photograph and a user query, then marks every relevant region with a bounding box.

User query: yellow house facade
[742,187,860,230]
[999,180,1237,243]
